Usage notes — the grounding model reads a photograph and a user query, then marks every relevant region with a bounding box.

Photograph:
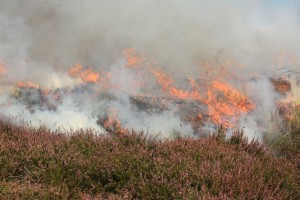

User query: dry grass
[0,120,299,199]
[266,105,300,166]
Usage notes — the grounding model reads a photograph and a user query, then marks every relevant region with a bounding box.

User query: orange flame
[205,81,255,127]
[151,69,201,100]
[103,110,128,135]
[80,69,99,83]
[0,61,7,75]
[152,69,255,128]
[68,64,99,83]
[123,48,145,68]
[17,81,39,89]
[68,64,82,77]
[151,69,173,91]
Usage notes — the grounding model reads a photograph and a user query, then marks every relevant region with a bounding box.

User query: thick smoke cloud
[1,1,299,73]
[0,1,299,139]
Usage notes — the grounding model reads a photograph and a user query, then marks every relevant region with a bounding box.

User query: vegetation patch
[0,120,299,199]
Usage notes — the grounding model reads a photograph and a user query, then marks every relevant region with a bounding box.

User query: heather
[0,120,299,199]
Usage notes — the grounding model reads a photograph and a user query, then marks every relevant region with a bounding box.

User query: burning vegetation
[0,0,299,141]
[2,47,299,140]
[270,77,292,94]
[68,64,99,83]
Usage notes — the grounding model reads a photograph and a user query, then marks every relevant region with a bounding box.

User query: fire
[68,64,82,77]
[151,69,173,91]
[102,110,128,135]
[123,48,145,67]
[152,69,255,128]
[205,81,255,127]
[151,69,199,99]
[80,69,99,83]
[0,61,7,75]
[17,81,39,89]
[68,64,99,83]
[8,49,257,131]
[210,81,255,113]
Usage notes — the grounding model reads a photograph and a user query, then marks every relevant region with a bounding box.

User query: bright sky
[270,0,294,7]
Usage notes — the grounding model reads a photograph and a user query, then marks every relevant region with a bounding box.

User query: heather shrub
[0,120,299,199]
[228,129,265,156]
[211,125,227,143]
[212,127,265,156]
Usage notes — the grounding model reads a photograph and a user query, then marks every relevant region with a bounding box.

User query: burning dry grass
[0,120,299,199]
[68,64,99,83]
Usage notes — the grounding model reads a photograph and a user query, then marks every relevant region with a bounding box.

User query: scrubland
[0,120,299,199]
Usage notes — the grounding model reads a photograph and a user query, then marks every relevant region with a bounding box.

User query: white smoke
[0,1,299,139]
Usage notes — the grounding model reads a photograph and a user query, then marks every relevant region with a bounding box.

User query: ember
[270,77,291,94]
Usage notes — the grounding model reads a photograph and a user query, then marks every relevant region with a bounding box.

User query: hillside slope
[0,120,299,199]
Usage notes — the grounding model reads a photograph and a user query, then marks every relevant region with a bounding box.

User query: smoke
[1,1,300,71]
[236,77,277,142]
[0,1,299,139]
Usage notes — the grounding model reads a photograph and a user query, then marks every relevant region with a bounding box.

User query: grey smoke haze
[0,1,299,139]
[1,1,299,74]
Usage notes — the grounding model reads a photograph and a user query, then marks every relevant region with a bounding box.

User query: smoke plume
[0,1,299,140]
